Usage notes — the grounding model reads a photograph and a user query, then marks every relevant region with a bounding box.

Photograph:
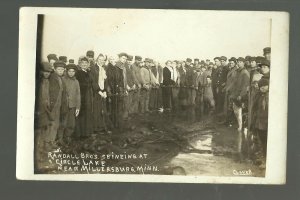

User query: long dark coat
[251,91,269,131]
[89,64,108,132]
[75,69,94,136]
[106,62,126,128]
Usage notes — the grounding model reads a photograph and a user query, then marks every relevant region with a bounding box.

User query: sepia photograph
[16,8,288,184]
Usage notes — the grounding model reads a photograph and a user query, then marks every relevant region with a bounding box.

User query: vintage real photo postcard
[16,7,289,184]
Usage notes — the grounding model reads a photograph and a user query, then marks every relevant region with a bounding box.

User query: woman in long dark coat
[75,57,94,137]
[89,54,109,134]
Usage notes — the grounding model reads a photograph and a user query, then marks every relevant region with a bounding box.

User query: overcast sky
[41,9,271,63]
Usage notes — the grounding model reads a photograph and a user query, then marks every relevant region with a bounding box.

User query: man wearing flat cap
[124,55,138,116]
[47,54,58,69]
[230,57,250,135]
[212,57,227,114]
[220,56,227,65]
[183,58,197,121]
[223,57,238,126]
[86,50,95,67]
[263,47,271,61]
[220,56,229,81]
[129,56,143,114]
[140,58,158,113]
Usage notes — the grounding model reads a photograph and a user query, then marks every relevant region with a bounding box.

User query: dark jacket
[49,73,68,115]
[178,67,188,87]
[212,66,227,89]
[252,91,269,130]
[106,63,126,94]
[230,67,250,99]
[186,67,197,87]
[76,69,93,111]
[163,67,175,86]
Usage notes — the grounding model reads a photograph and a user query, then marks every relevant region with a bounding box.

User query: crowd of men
[35,47,271,164]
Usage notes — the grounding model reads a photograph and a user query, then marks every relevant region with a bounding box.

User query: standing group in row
[35,48,271,165]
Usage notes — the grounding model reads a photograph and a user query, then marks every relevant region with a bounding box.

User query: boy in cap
[60,64,81,144]
[251,78,269,168]
[48,61,68,147]
[259,59,270,80]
